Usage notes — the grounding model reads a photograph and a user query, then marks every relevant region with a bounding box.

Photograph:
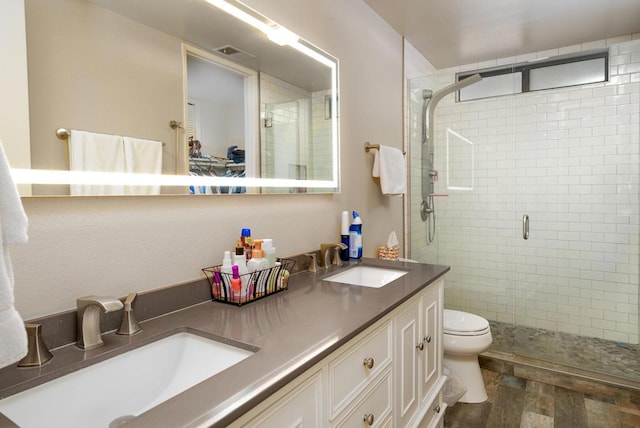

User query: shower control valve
[429,170,439,182]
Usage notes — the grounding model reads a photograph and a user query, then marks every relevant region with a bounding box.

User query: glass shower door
[510,85,640,379]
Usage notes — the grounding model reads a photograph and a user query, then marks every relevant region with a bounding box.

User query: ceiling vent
[216,45,254,58]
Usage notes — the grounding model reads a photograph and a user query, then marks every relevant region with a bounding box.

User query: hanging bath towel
[372,145,406,196]
[0,140,28,369]
[123,136,163,195]
[69,130,126,195]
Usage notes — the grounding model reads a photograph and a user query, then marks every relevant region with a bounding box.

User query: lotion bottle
[262,238,276,268]
[221,251,233,275]
[349,211,363,259]
[233,246,250,276]
[247,240,269,272]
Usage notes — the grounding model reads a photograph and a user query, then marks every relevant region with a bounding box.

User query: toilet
[443,309,493,403]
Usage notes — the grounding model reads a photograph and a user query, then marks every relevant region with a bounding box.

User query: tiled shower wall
[407,38,640,344]
[260,74,333,187]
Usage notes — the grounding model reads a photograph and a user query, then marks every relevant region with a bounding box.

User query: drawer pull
[433,405,441,413]
[424,335,432,344]
[363,357,375,369]
[416,342,424,351]
[363,413,375,425]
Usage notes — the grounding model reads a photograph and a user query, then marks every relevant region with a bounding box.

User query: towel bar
[364,141,405,155]
[56,128,166,146]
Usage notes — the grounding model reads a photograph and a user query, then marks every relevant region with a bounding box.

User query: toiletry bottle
[349,211,363,259]
[277,268,290,290]
[221,251,233,275]
[262,238,276,268]
[212,270,222,299]
[247,240,269,272]
[241,228,253,261]
[233,246,250,276]
[230,265,242,297]
[340,210,350,261]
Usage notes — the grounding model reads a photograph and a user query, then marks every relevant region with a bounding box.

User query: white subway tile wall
[406,39,640,344]
[260,74,333,189]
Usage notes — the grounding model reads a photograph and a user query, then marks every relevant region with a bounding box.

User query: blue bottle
[349,211,363,259]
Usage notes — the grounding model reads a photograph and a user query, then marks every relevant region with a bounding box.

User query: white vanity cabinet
[394,279,445,428]
[230,279,445,428]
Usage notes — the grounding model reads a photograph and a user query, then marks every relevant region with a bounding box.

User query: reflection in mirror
[186,47,257,194]
[11,0,338,196]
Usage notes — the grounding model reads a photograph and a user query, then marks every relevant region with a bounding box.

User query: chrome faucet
[76,295,123,350]
[320,243,348,268]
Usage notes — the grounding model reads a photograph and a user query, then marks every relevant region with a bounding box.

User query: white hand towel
[0,140,28,369]
[123,137,163,195]
[69,130,126,195]
[372,145,406,196]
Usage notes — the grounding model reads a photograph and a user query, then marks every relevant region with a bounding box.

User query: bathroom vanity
[0,259,448,427]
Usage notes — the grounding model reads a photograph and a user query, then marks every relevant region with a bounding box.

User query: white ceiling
[363,0,640,69]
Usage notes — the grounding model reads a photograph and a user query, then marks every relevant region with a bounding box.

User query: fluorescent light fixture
[204,0,271,34]
[206,0,299,48]
[266,26,298,46]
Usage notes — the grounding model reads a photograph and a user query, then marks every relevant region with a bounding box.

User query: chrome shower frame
[421,74,482,243]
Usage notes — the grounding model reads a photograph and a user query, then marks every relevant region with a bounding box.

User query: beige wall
[12,0,404,319]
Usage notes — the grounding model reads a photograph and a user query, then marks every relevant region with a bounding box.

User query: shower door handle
[523,214,529,240]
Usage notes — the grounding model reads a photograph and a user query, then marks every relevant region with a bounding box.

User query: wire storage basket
[202,259,295,306]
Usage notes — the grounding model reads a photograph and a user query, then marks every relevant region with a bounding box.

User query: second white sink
[323,266,407,288]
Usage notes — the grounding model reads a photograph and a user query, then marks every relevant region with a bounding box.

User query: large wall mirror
[8,0,339,196]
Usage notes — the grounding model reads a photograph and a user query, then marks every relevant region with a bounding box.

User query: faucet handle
[303,253,318,273]
[18,324,53,367]
[116,293,142,336]
[332,243,348,267]
[320,243,348,268]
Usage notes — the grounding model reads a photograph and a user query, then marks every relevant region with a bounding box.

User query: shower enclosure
[408,39,640,383]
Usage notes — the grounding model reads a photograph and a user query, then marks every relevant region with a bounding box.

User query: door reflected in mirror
[9,0,338,196]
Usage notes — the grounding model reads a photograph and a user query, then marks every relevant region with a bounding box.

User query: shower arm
[422,73,482,203]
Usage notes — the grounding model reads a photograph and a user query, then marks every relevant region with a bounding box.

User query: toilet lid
[443,309,490,335]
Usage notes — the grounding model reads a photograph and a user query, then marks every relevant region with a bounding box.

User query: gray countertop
[1,258,449,427]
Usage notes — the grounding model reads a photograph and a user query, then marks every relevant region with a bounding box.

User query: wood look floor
[444,369,640,428]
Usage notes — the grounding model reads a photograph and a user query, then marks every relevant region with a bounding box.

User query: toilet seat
[444,309,490,336]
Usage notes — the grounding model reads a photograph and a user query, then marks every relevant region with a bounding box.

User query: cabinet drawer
[329,320,392,417]
[419,392,444,428]
[243,371,323,428]
[333,370,392,428]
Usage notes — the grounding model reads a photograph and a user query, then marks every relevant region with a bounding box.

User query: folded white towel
[0,140,28,368]
[372,145,406,196]
[69,130,126,195]
[123,137,163,195]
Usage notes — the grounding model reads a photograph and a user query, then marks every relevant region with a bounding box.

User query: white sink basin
[323,266,408,288]
[0,332,254,428]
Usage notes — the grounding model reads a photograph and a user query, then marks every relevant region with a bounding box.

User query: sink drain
[109,415,136,427]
